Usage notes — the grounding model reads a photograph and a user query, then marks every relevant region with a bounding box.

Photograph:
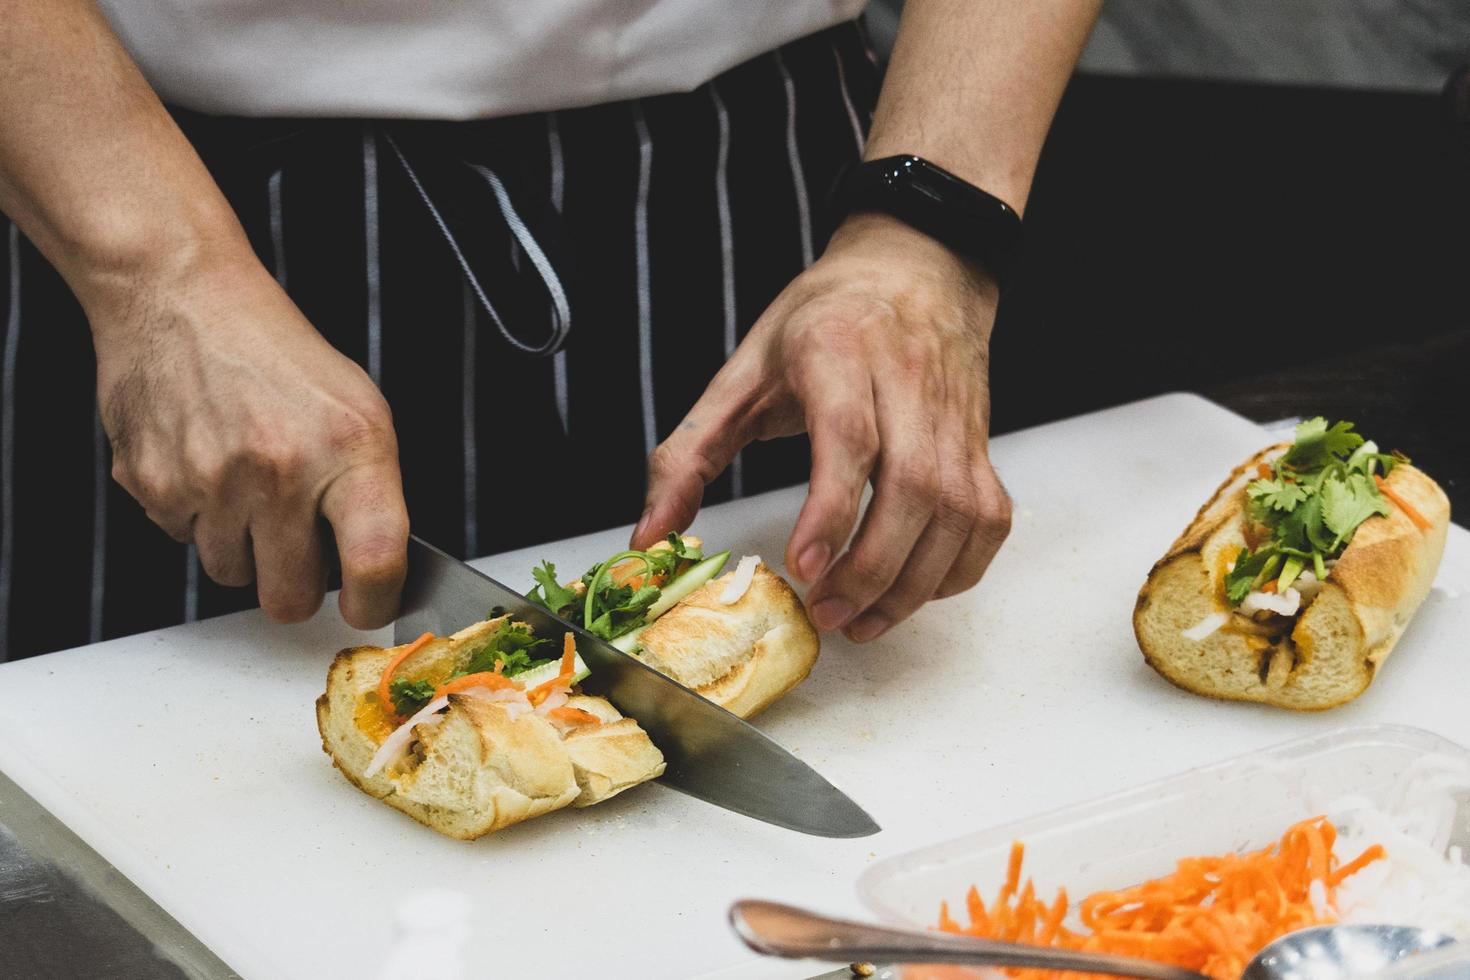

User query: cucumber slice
[645,550,731,621]
[509,651,590,690]
[609,626,644,654]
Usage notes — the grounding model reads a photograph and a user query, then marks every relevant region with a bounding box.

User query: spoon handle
[729,899,1210,980]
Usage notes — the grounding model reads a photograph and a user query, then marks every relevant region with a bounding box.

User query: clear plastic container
[857,724,1470,978]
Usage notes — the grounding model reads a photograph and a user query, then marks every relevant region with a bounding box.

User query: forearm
[866,0,1103,215]
[0,0,250,311]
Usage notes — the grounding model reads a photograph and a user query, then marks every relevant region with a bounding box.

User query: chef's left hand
[633,211,1012,642]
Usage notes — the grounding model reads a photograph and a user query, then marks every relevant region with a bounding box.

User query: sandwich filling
[527,533,734,654]
[1202,417,1413,644]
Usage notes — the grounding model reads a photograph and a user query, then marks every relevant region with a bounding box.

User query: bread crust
[634,564,820,718]
[1134,451,1450,710]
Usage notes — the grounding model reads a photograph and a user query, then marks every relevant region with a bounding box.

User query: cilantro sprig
[1223,418,1403,607]
[527,533,703,641]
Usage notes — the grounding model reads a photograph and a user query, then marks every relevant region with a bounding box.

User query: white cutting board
[2,394,1467,980]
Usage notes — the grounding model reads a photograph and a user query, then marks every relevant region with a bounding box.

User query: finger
[145,506,196,544]
[782,359,879,586]
[844,424,976,642]
[933,458,1012,600]
[193,510,255,587]
[804,380,937,632]
[320,461,410,630]
[250,506,327,624]
[633,366,758,550]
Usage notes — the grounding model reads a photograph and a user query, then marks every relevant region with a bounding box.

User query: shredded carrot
[433,671,518,700]
[1374,475,1432,531]
[547,705,601,726]
[377,632,435,718]
[935,816,1385,980]
[1257,463,1273,479]
[526,634,580,706]
[1261,579,1278,594]
[559,632,576,675]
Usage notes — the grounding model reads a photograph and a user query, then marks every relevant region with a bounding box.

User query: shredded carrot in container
[930,817,1385,980]
[377,632,435,718]
[1374,475,1433,531]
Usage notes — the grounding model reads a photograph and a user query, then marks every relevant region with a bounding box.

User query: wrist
[827,211,1001,302]
[53,194,254,316]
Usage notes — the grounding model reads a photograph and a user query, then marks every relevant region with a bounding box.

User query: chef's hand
[633,212,1011,641]
[94,253,410,629]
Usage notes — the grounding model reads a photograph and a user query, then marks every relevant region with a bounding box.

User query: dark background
[991,70,1469,511]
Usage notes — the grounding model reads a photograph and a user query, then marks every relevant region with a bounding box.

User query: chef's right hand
[92,252,409,629]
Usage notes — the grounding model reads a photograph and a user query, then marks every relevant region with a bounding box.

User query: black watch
[829,155,1023,293]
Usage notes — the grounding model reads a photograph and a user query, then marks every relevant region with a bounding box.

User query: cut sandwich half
[317,621,664,839]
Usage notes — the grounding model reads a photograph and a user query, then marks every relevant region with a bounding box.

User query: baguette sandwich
[318,535,819,838]
[1133,418,1449,710]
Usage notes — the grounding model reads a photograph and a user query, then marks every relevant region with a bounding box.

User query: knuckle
[329,401,394,454]
[842,550,891,595]
[889,456,940,505]
[647,442,679,480]
[342,536,407,590]
[933,489,979,538]
[241,434,305,484]
[824,409,878,458]
[129,463,177,508]
[982,492,1014,541]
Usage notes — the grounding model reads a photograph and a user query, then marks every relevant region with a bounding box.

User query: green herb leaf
[668,532,704,561]
[1283,417,1365,471]
[462,621,551,677]
[1273,492,1333,555]
[585,583,660,640]
[1320,471,1390,546]
[1225,546,1277,606]
[1247,478,1309,514]
[527,561,579,615]
[388,678,436,716]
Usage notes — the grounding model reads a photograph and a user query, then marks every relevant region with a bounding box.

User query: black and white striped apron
[0,22,879,661]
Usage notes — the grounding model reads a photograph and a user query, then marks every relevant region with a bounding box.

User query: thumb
[632,387,754,550]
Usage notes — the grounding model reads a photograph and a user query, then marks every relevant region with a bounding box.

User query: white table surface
[0,393,1465,980]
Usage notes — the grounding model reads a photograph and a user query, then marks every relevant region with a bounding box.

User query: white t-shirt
[96,0,867,119]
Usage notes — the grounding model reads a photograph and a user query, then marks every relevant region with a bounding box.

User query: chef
[0,0,1101,660]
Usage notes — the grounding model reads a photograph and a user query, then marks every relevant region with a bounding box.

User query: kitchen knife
[394,535,880,839]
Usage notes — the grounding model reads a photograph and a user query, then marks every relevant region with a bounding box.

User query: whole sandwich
[317,535,819,838]
[1133,418,1449,710]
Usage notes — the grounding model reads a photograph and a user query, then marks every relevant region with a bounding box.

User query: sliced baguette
[633,563,819,718]
[316,620,663,839]
[1133,449,1450,710]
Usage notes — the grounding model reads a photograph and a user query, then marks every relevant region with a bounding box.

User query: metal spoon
[729,899,1209,980]
[730,900,1454,980]
[1240,924,1453,980]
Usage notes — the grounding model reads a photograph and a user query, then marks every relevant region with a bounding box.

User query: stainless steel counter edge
[0,766,238,980]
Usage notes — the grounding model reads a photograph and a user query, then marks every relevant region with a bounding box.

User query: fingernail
[797,542,831,582]
[632,509,652,544]
[845,612,892,643]
[810,598,854,632]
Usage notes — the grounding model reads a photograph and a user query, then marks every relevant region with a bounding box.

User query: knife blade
[395,535,879,839]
